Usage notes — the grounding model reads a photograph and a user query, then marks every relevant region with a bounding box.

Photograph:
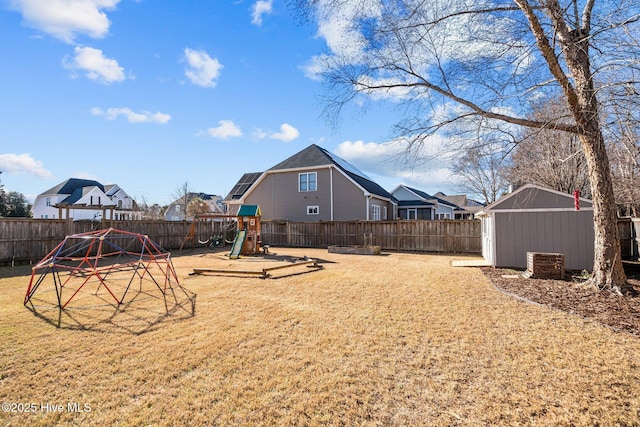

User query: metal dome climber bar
[24,228,191,316]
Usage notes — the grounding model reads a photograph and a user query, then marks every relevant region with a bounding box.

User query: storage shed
[477,184,594,271]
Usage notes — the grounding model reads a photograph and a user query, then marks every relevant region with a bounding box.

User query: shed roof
[478,184,592,214]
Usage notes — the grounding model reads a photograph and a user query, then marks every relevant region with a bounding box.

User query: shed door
[481,215,495,264]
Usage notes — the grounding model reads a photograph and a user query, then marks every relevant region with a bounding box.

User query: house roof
[397,200,436,208]
[434,192,485,213]
[398,185,457,208]
[269,144,394,201]
[225,172,262,201]
[42,178,105,196]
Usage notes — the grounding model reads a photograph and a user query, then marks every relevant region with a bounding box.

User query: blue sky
[0,0,455,205]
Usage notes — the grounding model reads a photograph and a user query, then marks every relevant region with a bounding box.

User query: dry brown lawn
[1,247,640,426]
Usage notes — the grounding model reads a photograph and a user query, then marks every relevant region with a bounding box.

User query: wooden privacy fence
[3,218,639,265]
[0,218,482,265]
[260,220,482,253]
[0,219,230,265]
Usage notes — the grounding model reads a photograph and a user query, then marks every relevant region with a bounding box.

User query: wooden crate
[524,252,565,279]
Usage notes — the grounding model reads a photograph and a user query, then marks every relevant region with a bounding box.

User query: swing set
[179,214,237,251]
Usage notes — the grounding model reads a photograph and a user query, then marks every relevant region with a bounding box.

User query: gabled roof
[397,200,436,208]
[104,184,122,197]
[434,192,485,212]
[395,185,457,208]
[478,184,592,214]
[42,178,105,196]
[193,192,219,201]
[225,172,262,201]
[268,144,394,201]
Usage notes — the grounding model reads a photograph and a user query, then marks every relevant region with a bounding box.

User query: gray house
[226,144,397,221]
[391,185,458,220]
[477,184,594,270]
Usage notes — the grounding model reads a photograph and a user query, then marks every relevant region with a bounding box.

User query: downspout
[330,167,334,221]
[366,195,370,221]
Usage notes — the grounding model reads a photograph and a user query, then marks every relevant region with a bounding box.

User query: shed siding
[494,210,594,270]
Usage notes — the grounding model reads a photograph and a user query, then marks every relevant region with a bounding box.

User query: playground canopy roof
[237,205,261,217]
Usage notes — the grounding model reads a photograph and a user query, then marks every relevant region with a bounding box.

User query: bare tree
[503,97,591,197]
[605,89,640,216]
[172,181,196,220]
[187,197,211,218]
[451,144,509,205]
[293,0,640,293]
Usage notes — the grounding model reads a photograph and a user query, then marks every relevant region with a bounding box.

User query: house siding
[244,169,334,221]
[242,167,393,221]
[493,210,594,270]
[332,169,368,220]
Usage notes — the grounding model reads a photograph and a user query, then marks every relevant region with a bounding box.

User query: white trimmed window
[299,172,317,192]
[307,206,319,215]
[436,213,451,219]
[371,205,381,221]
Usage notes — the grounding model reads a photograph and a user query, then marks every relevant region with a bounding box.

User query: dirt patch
[482,263,640,337]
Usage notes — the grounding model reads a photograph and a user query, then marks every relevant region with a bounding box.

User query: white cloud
[334,140,403,176]
[0,153,52,178]
[64,46,125,84]
[334,138,454,191]
[183,48,223,88]
[314,1,380,62]
[269,123,299,142]
[251,0,273,26]
[207,120,242,139]
[91,107,171,124]
[252,128,268,140]
[8,0,120,43]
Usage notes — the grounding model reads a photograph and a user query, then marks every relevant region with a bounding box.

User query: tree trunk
[580,130,630,294]
[540,2,631,294]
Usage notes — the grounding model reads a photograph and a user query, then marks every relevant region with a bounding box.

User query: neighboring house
[164,193,225,221]
[225,144,397,221]
[391,185,457,220]
[433,192,485,219]
[32,178,140,220]
[477,184,594,270]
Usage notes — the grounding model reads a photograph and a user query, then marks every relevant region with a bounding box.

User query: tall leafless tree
[172,181,196,220]
[451,144,509,205]
[293,0,640,294]
[502,97,592,197]
[605,88,640,216]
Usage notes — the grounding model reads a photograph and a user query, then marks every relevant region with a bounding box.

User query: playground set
[179,204,264,257]
[187,204,322,278]
[23,228,195,327]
